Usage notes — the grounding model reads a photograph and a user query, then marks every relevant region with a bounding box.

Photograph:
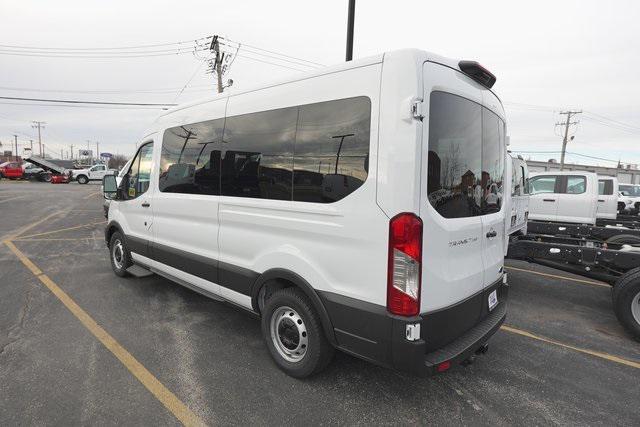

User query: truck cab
[528,171,598,225]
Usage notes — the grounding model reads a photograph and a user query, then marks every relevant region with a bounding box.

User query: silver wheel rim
[270,306,308,363]
[632,291,640,326]
[112,239,124,270]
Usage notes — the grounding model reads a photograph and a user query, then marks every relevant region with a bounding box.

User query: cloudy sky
[1,0,639,166]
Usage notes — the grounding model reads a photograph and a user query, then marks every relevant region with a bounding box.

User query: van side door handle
[486,230,497,238]
[141,202,150,208]
[543,198,555,202]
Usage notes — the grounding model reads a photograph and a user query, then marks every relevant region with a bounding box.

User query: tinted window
[427,92,482,218]
[565,176,586,194]
[125,143,153,200]
[599,179,613,196]
[482,108,504,214]
[293,97,370,203]
[160,119,224,195]
[529,175,557,194]
[619,185,639,196]
[221,107,296,200]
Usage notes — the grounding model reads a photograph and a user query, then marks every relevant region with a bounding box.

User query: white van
[505,154,529,236]
[596,176,618,220]
[103,49,508,377]
[528,171,598,225]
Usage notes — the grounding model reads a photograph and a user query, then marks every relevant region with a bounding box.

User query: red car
[0,161,24,179]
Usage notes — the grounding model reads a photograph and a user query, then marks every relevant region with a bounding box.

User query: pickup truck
[72,164,117,184]
[619,184,640,214]
[0,161,24,179]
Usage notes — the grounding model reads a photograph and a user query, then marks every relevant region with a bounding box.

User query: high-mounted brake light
[387,213,423,316]
[458,60,497,89]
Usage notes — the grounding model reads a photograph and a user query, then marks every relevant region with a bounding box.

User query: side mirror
[103,174,118,200]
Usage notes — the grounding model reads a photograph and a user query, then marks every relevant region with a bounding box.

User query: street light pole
[346,0,355,61]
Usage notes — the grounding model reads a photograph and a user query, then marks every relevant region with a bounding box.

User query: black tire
[109,231,132,277]
[40,172,52,183]
[606,234,640,245]
[261,287,334,378]
[77,175,89,184]
[612,267,640,341]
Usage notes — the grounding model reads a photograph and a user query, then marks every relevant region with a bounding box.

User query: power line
[220,37,324,67]
[0,49,208,59]
[0,96,176,107]
[219,41,320,69]
[0,37,211,51]
[0,101,169,110]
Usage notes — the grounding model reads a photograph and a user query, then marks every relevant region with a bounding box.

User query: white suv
[103,50,508,377]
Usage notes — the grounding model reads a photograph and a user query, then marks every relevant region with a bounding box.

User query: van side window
[293,97,371,203]
[221,107,297,200]
[125,142,153,200]
[565,176,586,194]
[528,175,557,194]
[159,119,224,195]
[598,179,613,195]
[482,109,504,214]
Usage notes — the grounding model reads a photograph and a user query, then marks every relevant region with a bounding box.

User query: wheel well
[252,270,337,346]
[105,223,122,248]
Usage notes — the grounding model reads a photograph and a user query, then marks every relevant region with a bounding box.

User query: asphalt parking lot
[1,181,639,426]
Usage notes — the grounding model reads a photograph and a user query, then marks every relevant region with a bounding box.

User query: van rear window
[427,91,505,218]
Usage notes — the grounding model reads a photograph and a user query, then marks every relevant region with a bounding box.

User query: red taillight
[387,213,423,316]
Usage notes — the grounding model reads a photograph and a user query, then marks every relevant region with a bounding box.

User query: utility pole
[556,110,581,170]
[210,36,224,93]
[70,144,74,160]
[13,134,18,161]
[96,142,100,160]
[29,139,33,152]
[31,121,46,157]
[346,0,356,61]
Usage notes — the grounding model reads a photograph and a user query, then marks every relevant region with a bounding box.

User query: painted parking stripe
[501,325,640,369]
[505,265,609,288]
[0,195,27,203]
[17,220,106,240]
[0,210,67,241]
[3,240,207,427]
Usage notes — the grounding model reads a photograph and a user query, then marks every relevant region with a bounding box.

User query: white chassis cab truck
[505,154,529,237]
[102,49,509,377]
[509,170,640,340]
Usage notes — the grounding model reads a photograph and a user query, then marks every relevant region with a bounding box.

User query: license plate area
[488,289,498,311]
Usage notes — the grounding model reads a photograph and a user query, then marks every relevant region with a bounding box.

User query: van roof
[157,49,493,118]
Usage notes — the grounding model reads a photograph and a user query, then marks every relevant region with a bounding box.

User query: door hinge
[412,99,425,121]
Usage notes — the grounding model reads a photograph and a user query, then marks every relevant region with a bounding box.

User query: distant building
[526,159,640,184]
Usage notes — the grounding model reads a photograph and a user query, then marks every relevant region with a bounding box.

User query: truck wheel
[109,231,132,277]
[612,267,640,341]
[261,287,334,378]
[40,173,52,183]
[77,175,89,184]
[606,234,640,245]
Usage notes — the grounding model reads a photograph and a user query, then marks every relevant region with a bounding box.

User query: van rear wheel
[261,287,334,378]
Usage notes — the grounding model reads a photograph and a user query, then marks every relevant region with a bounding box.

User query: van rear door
[420,63,486,313]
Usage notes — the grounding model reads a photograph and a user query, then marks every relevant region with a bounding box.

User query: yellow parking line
[1,210,67,241]
[501,325,640,369]
[84,190,102,199]
[18,220,107,240]
[505,265,609,288]
[3,240,206,427]
[0,195,27,204]
[14,237,99,242]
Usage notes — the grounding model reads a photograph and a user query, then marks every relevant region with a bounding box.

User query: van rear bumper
[318,276,507,376]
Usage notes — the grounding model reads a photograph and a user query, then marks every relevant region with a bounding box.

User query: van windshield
[427,91,504,218]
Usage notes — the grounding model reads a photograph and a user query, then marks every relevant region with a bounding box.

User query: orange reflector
[436,361,451,372]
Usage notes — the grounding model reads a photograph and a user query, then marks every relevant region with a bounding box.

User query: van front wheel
[109,231,132,277]
[261,287,334,378]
